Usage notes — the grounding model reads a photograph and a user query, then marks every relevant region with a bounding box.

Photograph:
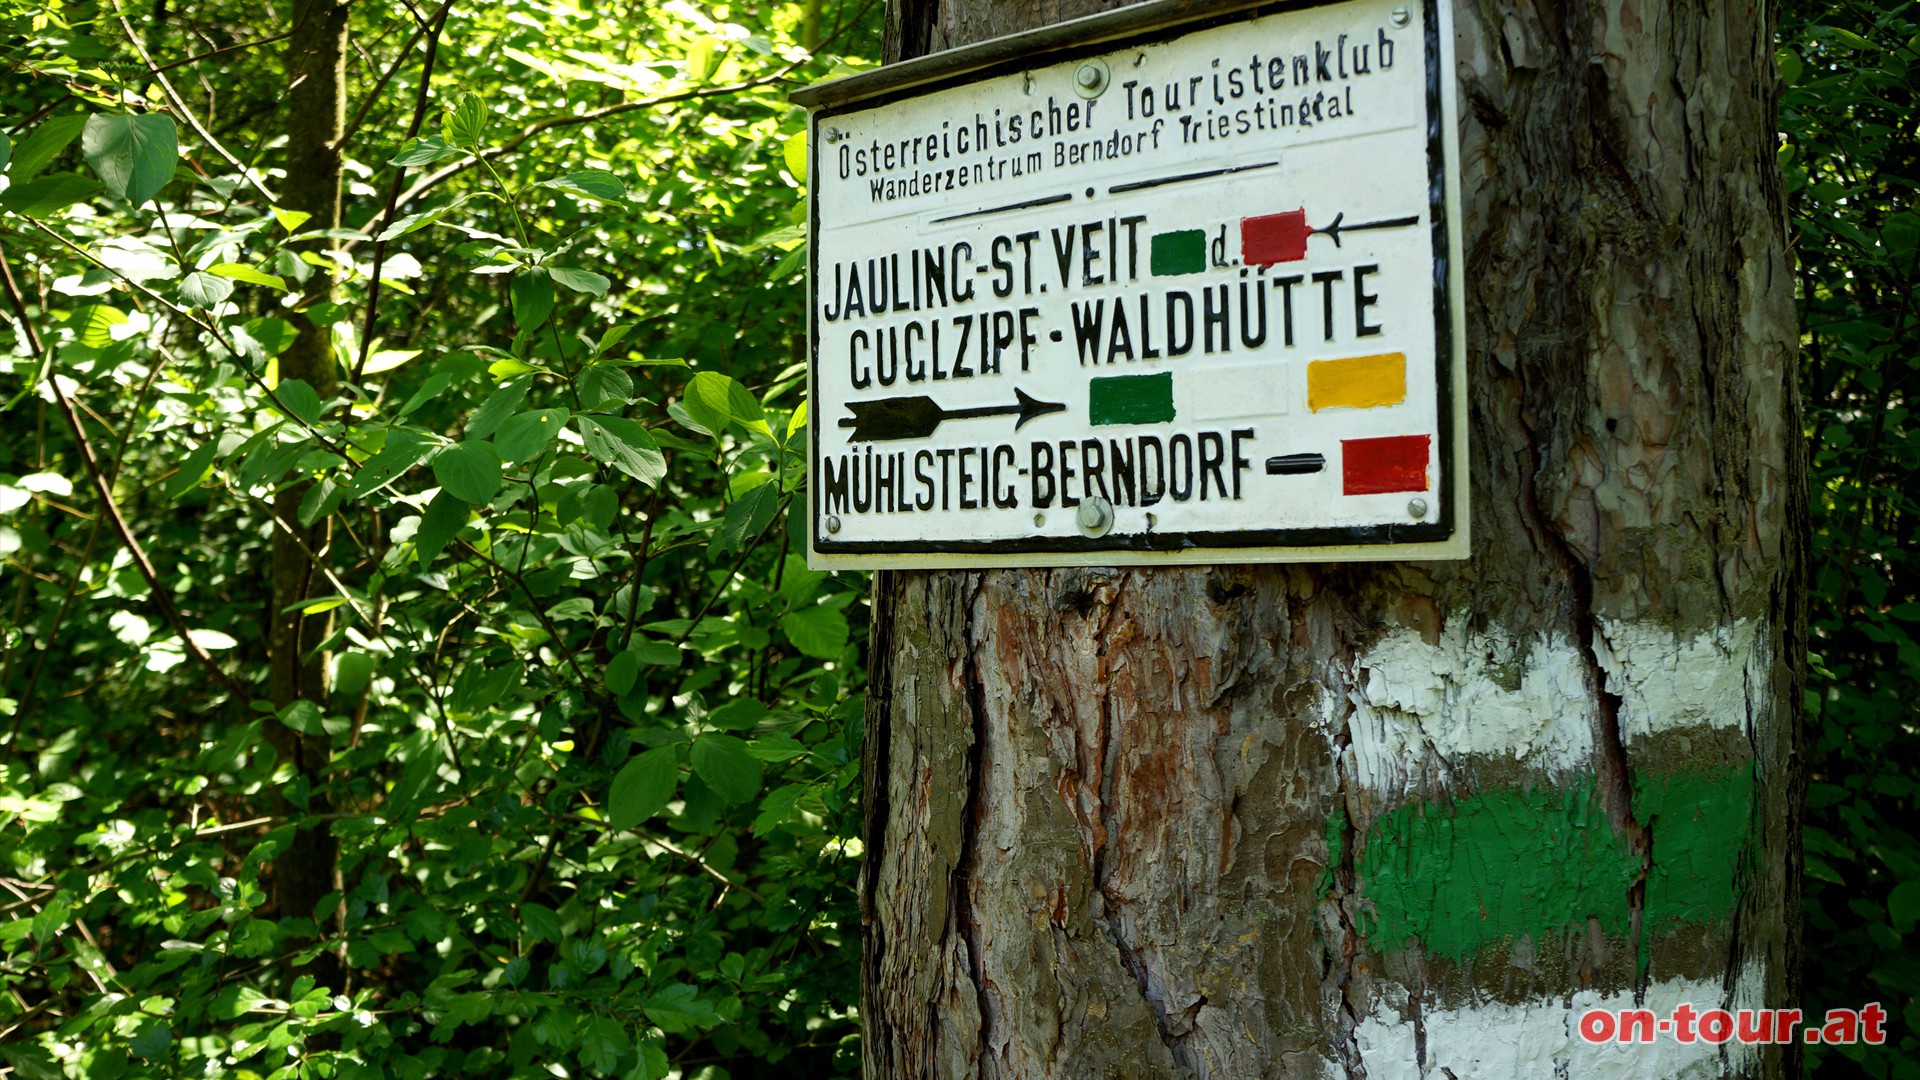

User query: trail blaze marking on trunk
[1348,768,1751,961]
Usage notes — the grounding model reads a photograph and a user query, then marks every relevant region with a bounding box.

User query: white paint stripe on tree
[1353,962,1766,1078]
[1336,619,1764,797]
[1595,618,1767,745]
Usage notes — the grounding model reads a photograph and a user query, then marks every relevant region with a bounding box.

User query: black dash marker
[839,388,1067,442]
[1108,160,1279,195]
[1314,211,1423,246]
[1266,453,1327,475]
[930,192,1074,224]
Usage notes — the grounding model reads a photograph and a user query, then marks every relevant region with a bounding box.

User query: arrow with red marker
[1240,208,1422,266]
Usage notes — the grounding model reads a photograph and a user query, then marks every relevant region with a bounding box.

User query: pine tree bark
[266,0,350,983]
[861,2,1800,1077]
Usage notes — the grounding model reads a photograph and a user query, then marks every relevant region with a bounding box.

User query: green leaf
[346,435,431,498]
[433,442,503,503]
[237,317,298,362]
[706,698,768,731]
[752,783,809,835]
[681,371,768,437]
[67,304,126,348]
[712,481,780,555]
[129,1020,172,1061]
[443,92,490,149]
[608,746,679,830]
[549,265,611,296]
[1891,881,1920,933]
[689,734,762,805]
[576,1014,629,1074]
[512,268,555,331]
[632,639,681,666]
[644,982,717,1034]
[81,112,178,206]
[209,262,288,291]
[540,170,626,201]
[0,172,102,216]
[390,135,459,166]
[494,408,567,464]
[177,270,235,307]
[280,700,325,734]
[467,376,531,438]
[1776,48,1803,87]
[414,490,468,565]
[361,348,422,375]
[211,984,273,1020]
[9,113,88,181]
[576,415,666,486]
[275,379,322,425]
[334,651,375,696]
[593,323,636,356]
[578,363,633,409]
[783,131,807,182]
[520,903,562,944]
[297,478,344,526]
[374,193,473,241]
[166,441,222,500]
[272,207,312,233]
[604,649,642,696]
[1829,27,1877,50]
[0,131,11,174]
[431,992,494,1041]
[686,37,722,82]
[780,606,849,659]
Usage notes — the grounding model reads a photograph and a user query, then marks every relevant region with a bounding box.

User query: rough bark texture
[265,0,350,981]
[863,2,1799,1077]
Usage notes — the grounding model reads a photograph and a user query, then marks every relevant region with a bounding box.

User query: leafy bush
[1782,0,1920,1075]
[1,1,879,1076]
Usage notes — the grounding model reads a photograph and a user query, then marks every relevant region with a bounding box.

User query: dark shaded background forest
[0,0,1912,1077]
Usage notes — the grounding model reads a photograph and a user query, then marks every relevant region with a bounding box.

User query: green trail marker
[1089,372,1175,426]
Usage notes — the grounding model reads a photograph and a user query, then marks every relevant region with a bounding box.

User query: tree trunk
[266,0,350,983]
[861,1,1800,1077]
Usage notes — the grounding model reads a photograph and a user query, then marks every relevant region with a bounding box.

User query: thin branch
[149,30,293,74]
[675,495,792,648]
[338,0,454,153]
[352,0,452,383]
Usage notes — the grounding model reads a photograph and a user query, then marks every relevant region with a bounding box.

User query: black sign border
[806,0,1458,558]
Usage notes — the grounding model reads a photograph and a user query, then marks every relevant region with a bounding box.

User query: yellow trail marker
[1308,352,1407,412]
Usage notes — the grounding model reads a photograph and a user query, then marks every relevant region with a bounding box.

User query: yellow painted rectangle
[1308,352,1407,412]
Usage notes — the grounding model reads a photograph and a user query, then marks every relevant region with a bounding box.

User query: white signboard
[803,0,1466,568]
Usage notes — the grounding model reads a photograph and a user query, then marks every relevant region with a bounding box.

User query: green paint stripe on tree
[1347,765,1752,961]
[1089,372,1175,426]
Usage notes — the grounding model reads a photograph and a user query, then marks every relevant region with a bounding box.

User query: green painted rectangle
[1344,766,1752,962]
[1149,230,1207,276]
[1089,372,1175,426]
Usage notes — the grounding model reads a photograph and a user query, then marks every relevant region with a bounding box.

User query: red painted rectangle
[1241,209,1310,266]
[1342,434,1431,495]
